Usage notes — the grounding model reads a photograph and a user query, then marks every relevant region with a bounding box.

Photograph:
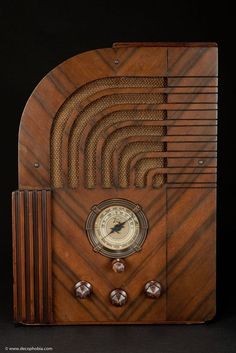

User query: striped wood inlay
[12,190,53,324]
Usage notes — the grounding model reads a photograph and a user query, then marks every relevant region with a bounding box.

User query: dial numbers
[94,206,139,250]
[86,199,148,258]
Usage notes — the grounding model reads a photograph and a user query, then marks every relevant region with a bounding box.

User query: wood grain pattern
[52,188,166,323]
[13,42,217,324]
[167,188,216,321]
[12,190,53,324]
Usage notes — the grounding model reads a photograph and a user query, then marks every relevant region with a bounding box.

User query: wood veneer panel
[168,93,217,103]
[168,77,218,87]
[167,174,217,184]
[167,157,217,167]
[12,190,53,324]
[167,188,216,321]
[168,47,218,77]
[14,42,217,324]
[167,110,217,119]
[52,188,166,323]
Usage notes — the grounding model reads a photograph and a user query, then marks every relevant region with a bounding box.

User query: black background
[0,1,236,352]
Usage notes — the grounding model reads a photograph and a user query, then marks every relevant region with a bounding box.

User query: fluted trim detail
[12,190,53,324]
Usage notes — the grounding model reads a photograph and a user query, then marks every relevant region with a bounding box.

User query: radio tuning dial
[86,199,148,259]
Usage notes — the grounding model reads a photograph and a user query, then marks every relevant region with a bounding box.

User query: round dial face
[86,199,148,258]
[94,205,140,251]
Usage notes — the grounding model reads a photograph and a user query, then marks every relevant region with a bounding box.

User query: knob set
[74,281,92,299]
[112,259,125,273]
[144,280,162,298]
[110,289,127,306]
[74,280,161,303]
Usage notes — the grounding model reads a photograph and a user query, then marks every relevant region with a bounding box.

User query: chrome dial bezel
[85,199,148,258]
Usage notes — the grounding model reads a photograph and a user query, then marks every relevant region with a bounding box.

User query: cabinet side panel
[167,188,216,321]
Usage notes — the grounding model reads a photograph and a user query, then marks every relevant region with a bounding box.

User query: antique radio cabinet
[12,42,218,324]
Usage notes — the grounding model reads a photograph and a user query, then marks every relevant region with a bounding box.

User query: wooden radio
[12,42,218,324]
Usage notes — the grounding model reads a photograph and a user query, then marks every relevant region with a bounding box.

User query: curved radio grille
[50,76,167,189]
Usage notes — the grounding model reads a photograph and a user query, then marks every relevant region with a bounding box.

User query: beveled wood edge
[15,319,214,325]
[113,42,218,48]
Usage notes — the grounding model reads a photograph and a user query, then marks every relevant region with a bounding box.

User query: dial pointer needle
[100,216,132,241]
